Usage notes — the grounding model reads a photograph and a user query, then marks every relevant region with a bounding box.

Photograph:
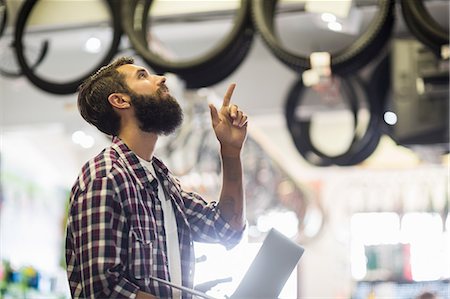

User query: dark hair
[77,56,134,136]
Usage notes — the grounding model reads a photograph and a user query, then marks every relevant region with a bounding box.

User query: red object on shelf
[402,243,412,281]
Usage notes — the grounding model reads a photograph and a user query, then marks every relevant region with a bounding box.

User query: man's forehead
[117,64,147,75]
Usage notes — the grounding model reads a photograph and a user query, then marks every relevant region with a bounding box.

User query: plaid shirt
[65,137,244,298]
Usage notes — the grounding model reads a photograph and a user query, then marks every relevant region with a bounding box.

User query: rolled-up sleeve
[181,190,245,249]
[67,177,139,298]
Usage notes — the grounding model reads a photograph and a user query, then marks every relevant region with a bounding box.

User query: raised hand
[209,83,248,156]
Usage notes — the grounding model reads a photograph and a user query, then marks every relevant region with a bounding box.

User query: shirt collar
[110,136,160,190]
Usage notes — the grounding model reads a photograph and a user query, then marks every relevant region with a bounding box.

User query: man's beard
[129,88,183,136]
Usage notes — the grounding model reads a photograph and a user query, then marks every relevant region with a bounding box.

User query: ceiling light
[321,12,337,23]
[80,135,95,149]
[72,130,95,149]
[84,37,102,53]
[327,21,343,32]
[384,111,398,125]
[72,130,85,144]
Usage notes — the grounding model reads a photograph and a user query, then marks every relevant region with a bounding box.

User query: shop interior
[0,0,449,298]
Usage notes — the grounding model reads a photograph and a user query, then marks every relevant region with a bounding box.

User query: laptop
[151,228,305,299]
[229,228,305,299]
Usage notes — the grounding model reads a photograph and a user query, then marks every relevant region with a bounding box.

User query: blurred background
[0,0,449,298]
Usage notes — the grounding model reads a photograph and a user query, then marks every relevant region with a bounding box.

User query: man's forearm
[217,148,245,230]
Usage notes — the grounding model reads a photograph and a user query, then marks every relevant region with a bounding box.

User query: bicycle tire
[0,39,49,78]
[121,0,255,89]
[251,0,395,75]
[367,51,391,137]
[14,0,122,95]
[333,71,384,166]
[285,75,381,166]
[0,0,6,39]
[285,76,356,166]
[178,26,253,89]
[400,0,449,58]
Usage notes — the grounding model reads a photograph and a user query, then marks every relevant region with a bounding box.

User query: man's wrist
[220,145,241,158]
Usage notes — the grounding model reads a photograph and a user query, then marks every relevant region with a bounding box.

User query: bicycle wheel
[400,0,449,58]
[121,0,255,89]
[14,0,122,94]
[251,0,395,75]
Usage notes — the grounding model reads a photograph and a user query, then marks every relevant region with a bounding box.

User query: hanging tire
[285,74,382,166]
[400,0,449,58]
[14,0,122,94]
[251,0,395,75]
[121,0,255,89]
[0,0,7,40]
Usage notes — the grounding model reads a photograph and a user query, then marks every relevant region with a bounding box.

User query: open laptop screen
[151,228,305,299]
[230,228,305,299]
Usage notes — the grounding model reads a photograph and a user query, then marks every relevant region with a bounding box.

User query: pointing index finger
[222,83,236,107]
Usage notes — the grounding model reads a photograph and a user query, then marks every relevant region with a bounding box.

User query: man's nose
[155,75,166,85]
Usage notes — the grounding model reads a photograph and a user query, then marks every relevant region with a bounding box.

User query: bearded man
[65,57,248,299]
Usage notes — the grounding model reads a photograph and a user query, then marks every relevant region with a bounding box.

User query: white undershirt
[139,157,182,299]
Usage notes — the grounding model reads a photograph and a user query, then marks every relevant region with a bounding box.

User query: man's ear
[108,93,131,109]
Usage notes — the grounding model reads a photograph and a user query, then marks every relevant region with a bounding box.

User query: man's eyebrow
[136,68,148,77]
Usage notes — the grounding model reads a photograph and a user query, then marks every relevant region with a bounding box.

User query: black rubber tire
[121,0,255,89]
[14,0,122,95]
[0,0,6,39]
[400,0,449,58]
[0,39,49,78]
[251,0,395,75]
[285,75,382,166]
[368,51,391,137]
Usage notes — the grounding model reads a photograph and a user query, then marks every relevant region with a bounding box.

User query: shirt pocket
[128,226,153,280]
